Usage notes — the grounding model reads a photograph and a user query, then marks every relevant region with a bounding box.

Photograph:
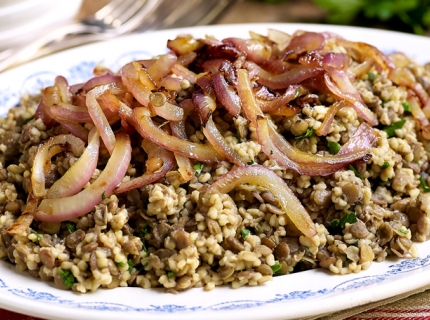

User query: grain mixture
[1,29,430,293]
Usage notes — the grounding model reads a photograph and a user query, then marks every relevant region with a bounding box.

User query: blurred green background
[218,0,430,35]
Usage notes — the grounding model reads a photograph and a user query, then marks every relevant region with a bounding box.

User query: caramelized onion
[86,86,116,154]
[211,71,241,116]
[31,134,85,198]
[224,37,272,64]
[149,92,184,121]
[147,52,177,84]
[207,164,316,238]
[35,132,131,222]
[133,107,224,163]
[46,128,100,199]
[115,139,175,193]
[245,61,324,90]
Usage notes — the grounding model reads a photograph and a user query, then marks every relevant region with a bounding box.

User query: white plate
[1,23,430,320]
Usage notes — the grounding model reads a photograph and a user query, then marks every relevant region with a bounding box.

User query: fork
[0,0,160,72]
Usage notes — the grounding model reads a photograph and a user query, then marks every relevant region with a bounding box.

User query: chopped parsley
[331,212,358,233]
[327,141,341,155]
[383,119,406,138]
[235,133,242,142]
[294,89,301,98]
[382,161,390,169]
[247,160,255,165]
[295,128,314,139]
[142,225,151,234]
[127,259,134,273]
[193,162,204,175]
[58,269,75,288]
[240,229,250,239]
[23,115,34,125]
[167,271,175,278]
[65,221,76,234]
[419,175,430,193]
[271,261,283,276]
[367,72,376,81]
[102,191,106,200]
[397,228,409,235]
[30,230,41,244]
[116,261,125,268]
[402,101,412,113]
[348,164,363,179]
[270,150,274,155]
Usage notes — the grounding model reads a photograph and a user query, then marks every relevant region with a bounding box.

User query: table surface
[1,1,429,319]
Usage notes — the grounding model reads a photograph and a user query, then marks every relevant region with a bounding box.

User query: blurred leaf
[312,0,365,23]
[364,0,418,21]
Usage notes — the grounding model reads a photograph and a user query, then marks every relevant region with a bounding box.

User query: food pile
[1,28,430,293]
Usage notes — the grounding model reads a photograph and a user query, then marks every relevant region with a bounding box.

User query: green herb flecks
[247,160,255,165]
[294,89,301,98]
[142,225,151,234]
[382,161,390,169]
[331,212,358,233]
[240,229,250,239]
[383,119,406,138]
[127,259,134,273]
[193,162,204,175]
[348,164,363,179]
[419,175,430,192]
[23,115,35,125]
[271,261,283,276]
[397,228,409,235]
[167,271,175,278]
[367,72,376,81]
[295,128,314,139]
[270,150,274,155]
[58,269,75,288]
[402,101,412,113]
[101,191,106,200]
[65,221,76,234]
[116,261,125,268]
[327,141,341,155]
[30,230,41,244]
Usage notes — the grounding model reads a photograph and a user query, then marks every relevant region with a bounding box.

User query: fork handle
[0,22,102,72]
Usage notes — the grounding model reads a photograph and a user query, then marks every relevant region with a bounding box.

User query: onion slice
[211,71,241,116]
[31,134,85,198]
[115,139,175,193]
[86,86,116,154]
[132,107,224,163]
[46,128,100,199]
[207,164,316,238]
[35,131,131,222]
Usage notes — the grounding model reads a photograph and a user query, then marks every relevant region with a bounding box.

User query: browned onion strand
[132,107,225,163]
[115,139,176,193]
[207,164,317,238]
[35,131,131,222]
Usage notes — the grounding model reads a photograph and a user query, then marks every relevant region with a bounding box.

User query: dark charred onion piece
[245,61,324,90]
[35,132,131,222]
[132,107,224,163]
[115,139,175,193]
[207,165,316,238]
[31,134,85,198]
[211,71,241,116]
[46,128,100,199]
